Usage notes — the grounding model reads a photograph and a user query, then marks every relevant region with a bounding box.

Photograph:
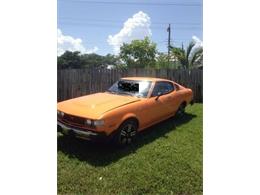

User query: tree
[81,53,121,68]
[103,54,120,65]
[155,52,180,69]
[58,51,121,69]
[119,37,157,68]
[80,53,105,68]
[57,51,84,69]
[170,41,203,69]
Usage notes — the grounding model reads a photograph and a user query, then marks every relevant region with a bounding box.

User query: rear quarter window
[151,81,175,97]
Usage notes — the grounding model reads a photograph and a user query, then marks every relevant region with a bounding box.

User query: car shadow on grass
[57,112,196,167]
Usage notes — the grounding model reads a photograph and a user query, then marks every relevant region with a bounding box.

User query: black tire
[113,119,138,146]
[57,125,62,133]
[176,103,186,118]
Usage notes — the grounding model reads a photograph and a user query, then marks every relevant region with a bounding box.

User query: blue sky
[58,0,202,55]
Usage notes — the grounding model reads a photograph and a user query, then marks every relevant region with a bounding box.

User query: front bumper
[57,121,108,141]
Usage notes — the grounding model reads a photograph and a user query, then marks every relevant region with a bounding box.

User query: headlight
[93,120,104,126]
[57,110,64,117]
[85,119,92,125]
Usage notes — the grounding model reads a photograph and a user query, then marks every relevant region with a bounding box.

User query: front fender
[117,113,139,130]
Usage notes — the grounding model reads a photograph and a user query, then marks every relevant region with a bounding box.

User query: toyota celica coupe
[57,77,193,145]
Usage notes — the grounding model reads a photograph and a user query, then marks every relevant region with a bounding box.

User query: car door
[140,81,176,126]
[152,81,178,116]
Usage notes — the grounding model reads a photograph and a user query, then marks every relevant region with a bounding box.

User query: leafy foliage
[57,38,202,70]
[155,52,180,69]
[57,51,84,69]
[81,53,120,68]
[119,37,157,68]
[58,52,121,69]
[170,41,203,69]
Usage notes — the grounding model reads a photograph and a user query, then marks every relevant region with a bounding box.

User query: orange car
[57,77,193,145]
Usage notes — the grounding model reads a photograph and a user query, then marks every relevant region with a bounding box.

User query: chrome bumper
[57,121,99,139]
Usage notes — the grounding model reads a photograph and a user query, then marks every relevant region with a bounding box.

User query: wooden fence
[58,68,203,102]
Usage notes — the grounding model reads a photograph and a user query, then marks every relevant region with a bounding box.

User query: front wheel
[113,119,138,146]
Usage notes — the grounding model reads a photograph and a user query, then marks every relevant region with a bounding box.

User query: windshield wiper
[106,90,135,96]
[118,91,135,96]
[106,90,117,94]
[135,94,143,98]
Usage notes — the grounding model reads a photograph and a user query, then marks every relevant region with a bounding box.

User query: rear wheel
[176,103,186,118]
[113,119,138,146]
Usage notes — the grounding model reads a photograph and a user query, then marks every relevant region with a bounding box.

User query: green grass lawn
[58,103,203,195]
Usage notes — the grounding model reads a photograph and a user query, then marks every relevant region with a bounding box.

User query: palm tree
[170,41,203,69]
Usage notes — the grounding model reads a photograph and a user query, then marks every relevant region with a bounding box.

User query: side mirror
[155,92,162,101]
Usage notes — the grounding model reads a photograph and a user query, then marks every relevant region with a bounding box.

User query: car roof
[121,77,171,82]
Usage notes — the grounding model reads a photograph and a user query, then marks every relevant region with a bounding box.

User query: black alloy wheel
[115,120,138,146]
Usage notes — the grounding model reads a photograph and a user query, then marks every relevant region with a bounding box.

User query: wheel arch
[181,101,187,107]
[119,114,139,130]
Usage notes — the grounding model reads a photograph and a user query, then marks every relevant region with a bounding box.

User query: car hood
[57,92,140,119]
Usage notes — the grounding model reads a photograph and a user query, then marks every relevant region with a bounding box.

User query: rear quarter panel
[178,88,193,105]
[174,82,193,105]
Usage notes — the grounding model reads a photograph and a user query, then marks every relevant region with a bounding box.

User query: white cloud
[190,36,203,56]
[57,29,98,56]
[107,11,152,54]
[192,35,203,48]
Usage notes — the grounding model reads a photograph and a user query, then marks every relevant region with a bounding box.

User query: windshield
[107,80,152,98]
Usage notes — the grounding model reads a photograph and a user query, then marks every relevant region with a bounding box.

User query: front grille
[62,114,85,126]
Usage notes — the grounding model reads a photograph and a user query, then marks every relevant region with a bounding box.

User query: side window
[151,81,174,97]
